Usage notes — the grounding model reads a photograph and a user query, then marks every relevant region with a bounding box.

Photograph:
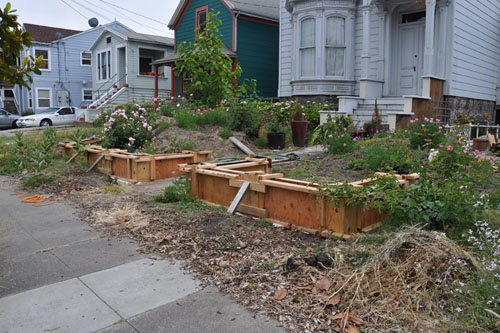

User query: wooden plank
[229,136,255,155]
[153,154,194,160]
[227,181,250,214]
[258,173,284,180]
[86,155,104,172]
[229,179,266,193]
[67,152,79,164]
[261,179,318,194]
[196,169,239,179]
[237,204,267,218]
[361,222,382,233]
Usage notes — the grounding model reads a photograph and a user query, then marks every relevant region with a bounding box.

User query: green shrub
[255,137,267,149]
[168,135,197,152]
[100,104,156,152]
[229,100,268,137]
[160,175,193,202]
[157,119,171,132]
[21,173,60,188]
[408,117,445,149]
[174,108,198,130]
[312,115,355,155]
[361,136,417,174]
[219,127,232,139]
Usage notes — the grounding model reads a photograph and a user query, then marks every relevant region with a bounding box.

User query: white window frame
[28,89,33,108]
[34,47,51,71]
[36,88,52,109]
[299,16,316,78]
[138,56,154,76]
[81,51,92,66]
[324,15,347,78]
[96,48,112,82]
[82,88,93,101]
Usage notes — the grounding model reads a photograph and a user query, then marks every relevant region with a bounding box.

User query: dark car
[0,108,20,129]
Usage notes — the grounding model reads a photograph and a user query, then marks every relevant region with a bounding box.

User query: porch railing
[444,124,500,139]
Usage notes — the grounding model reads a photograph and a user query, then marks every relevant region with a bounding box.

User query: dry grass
[95,203,149,231]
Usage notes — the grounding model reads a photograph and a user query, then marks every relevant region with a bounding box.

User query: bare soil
[154,125,261,159]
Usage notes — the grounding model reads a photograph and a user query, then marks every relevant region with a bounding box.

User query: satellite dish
[88,17,99,28]
[55,32,64,40]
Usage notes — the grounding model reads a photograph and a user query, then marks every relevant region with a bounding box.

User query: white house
[279,0,500,126]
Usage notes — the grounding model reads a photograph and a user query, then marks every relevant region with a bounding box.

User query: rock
[285,258,301,271]
[316,252,334,267]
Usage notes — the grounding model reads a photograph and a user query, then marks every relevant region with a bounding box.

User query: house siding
[237,18,279,97]
[175,0,233,50]
[16,22,128,114]
[449,0,500,102]
[279,0,292,97]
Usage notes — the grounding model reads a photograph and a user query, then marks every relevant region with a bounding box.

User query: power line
[67,0,113,22]
[59,0,88,20]
[98,0,168,26]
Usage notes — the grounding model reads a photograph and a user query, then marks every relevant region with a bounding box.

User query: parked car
[0,108,20,129]
[16,106,78,127]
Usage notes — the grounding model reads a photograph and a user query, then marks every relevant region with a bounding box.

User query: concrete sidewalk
[0,177,284,333]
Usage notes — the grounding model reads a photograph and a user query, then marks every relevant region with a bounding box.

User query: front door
[397,14,425,96]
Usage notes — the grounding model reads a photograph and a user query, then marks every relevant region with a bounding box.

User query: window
[300,18,316,77]
[97,50,111,81]
[34,48,50,70]
[28,90,33,108]
[3,89,14,98]
[82,89,93,100]
[37,88,51,108]
[325,16,345,76]
[81,51,91,66]
[139,56,153,74]
[106,36,111,44]
[196,6,208,35]
[0,111,6,116]
[59,107,73,115]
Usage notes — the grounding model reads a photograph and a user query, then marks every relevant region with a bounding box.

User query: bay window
[300,18,316,77]
[325,16,346,76]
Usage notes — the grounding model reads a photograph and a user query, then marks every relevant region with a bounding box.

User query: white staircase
[88,86,127,110]
[352,97,405,126]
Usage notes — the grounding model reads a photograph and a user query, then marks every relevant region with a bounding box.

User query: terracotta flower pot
[291,120,308,147]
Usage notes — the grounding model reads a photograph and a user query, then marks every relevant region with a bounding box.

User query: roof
[108,29,175,46]
[23,23,81,43]
[168,0,280,28]
[151,45,237,66]
[90,29,174,50]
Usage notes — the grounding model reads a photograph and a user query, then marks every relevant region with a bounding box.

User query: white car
[17,106,78,127]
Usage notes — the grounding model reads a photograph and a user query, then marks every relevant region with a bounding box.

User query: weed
[158,175,193,203]
[218,127,233,139]
[168,135,197,152]
[255,137,267,149]
[285,168,311,180]
[259,261,275,271]
[103,185,124,195]
[21,173,60,188]
[157,119,171,132]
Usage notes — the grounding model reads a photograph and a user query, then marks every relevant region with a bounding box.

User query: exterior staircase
[352,97,405,127]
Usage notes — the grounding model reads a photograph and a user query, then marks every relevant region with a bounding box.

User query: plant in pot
[267,116,285,150]
[290,101,308,147]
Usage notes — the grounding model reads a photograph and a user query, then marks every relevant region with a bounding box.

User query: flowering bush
[99,104,157,152]
[312,115,355,154]
[360,135,418,173]
[408,117,445,149]
[161,174,192,202]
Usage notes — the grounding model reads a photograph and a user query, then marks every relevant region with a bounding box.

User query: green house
[153,0,279,98]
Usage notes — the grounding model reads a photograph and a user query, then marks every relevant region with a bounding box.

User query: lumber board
[237,204,267,218]
[229,136,255,155]
[361,222,382,233]
[218,161,265,170]
[196,169,239,179]
[261,179,318,194]
[153,154,194,160]
[258,173,284,180]
[67,152,79,164]
[229,179,266,193]
[228,181,250,214]
[86,155,104,172]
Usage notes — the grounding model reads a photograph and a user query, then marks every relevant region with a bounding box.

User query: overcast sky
[8,0,179,37]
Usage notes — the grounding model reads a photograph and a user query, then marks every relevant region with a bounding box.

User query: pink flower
[328,134,333,138]
[343,128,347,131]
[172,171,176,175]
[188,178,192,182]
[147,126,152,131]
[343,143,347,147]
[421,124,425,128]
[143,122,148,128]
[446,145,453,151]
[383,147,387,151]
[463,150,469,155]
[439,144,443,148]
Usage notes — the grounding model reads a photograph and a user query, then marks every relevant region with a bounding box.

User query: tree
[174,11,242,107]
[0,2,44,88]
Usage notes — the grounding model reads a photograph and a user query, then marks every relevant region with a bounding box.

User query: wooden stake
[67,152,79,164]
[227,181,250,214]
[86,155,104,172]
[229,136,255,155]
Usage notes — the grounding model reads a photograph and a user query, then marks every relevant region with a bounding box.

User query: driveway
[0,177,284,333]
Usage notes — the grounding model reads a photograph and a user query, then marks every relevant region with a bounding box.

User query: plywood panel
[265,186,319,230]
[112,157,129,179]
[198,174,239,206]
[155,157,192,180]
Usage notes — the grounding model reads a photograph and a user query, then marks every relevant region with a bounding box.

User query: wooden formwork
[59,142,212,183]
[186,164,419,238]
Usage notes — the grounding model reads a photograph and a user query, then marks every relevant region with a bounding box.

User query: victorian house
[279,0,500,126]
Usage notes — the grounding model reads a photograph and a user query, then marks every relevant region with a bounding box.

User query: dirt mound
[154,125,260,160]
